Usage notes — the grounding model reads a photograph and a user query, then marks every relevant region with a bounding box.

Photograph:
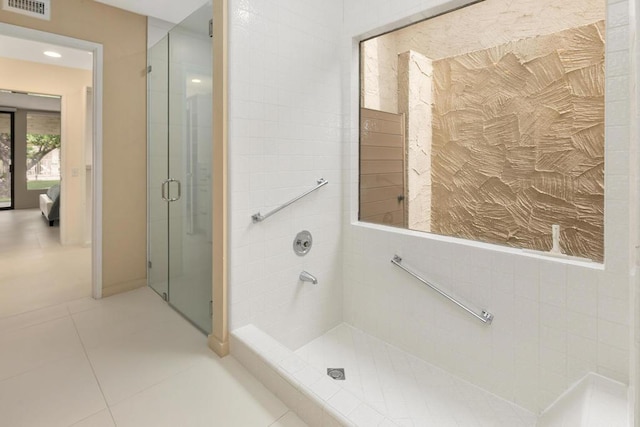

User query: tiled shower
[226,0,637,425]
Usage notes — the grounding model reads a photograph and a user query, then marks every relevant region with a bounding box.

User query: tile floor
[0,287,308,427]
[0,208,91,317]
[295,324,538,426]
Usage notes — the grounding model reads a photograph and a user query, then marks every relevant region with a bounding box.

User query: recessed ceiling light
[191,79,201,83]
[44,51,61,58]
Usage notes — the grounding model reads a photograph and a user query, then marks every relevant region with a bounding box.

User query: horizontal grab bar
[252,178,328,223]
[391,255,494,324]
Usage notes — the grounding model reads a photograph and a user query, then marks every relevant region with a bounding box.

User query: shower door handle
[161,179,170,202]
[167,178,181,202]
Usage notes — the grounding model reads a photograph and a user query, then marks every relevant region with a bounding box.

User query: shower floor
[294,324,536,426]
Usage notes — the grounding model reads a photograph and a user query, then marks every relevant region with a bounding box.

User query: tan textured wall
[431,22,605,261]
[0,0,148,294]
[398,50,433,232]
[392,0,605,60]
[363,0,606,115]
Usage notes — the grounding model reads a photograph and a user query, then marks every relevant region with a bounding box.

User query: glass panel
[358,1,605,262]
[168,1,213,333]
[0,112,12,208]
[147,35,170,298]
[26,112,61,190]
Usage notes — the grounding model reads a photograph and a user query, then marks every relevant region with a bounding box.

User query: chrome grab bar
[391,255,494,324]
[252,178,328,223]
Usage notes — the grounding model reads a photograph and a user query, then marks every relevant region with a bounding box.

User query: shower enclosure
[147,2,213,334]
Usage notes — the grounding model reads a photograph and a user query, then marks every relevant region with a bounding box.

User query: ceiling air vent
[2,0,50,20]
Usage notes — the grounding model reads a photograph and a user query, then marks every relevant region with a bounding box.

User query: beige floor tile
[70,409,116,427]
[0,316,84,381]
[0,354,106,427]
[0,302,69,334]
[71,289,182,350]
[84,313,211,404]
[111,355,290,427]
[0,209,91,318]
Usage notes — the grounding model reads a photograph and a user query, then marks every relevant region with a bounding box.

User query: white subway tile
[567,334,598,361]
[539,280,566,308]
[597,342,629,376]
[607,1,629,27]
[598,295,630,325]
[566,267,598,315]
[598,319,630,351]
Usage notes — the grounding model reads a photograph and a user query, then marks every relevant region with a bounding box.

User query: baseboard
[208,334,229,357]
[101,278,146,298]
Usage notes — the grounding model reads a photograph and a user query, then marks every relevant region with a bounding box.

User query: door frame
[0,23,104,299]
[0,110,15,210]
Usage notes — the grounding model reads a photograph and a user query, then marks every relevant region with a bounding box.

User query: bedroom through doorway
[0,32,97,317]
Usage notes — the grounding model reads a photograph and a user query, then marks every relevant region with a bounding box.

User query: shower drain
[327,368,345,380]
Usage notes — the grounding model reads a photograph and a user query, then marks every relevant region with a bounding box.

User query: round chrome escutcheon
[293,230,312,256]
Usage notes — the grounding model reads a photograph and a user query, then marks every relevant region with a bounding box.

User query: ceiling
[0,1,208,70]
[94,0,208,24]
[0,34,93,70]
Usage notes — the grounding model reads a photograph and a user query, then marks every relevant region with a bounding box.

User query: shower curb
[230,325,396,427]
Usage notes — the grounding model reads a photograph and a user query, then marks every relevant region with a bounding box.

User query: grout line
[267,410,294,426]
[0,316,92,387]
[67,409,111,427]
[0,306,70,335]
[69,312,118,426]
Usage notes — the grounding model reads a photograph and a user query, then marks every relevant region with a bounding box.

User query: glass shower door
[167,2,213,334]
[147,36,169,299]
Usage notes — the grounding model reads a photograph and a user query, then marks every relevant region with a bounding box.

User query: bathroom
[0,0,634,425]
[224,0,638,425]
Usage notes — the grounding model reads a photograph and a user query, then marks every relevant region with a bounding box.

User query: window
[359,0,605,262]
[26,112,61,190]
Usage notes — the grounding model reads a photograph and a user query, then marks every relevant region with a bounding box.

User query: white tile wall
[537,373,628,426]
[226,0,636,417]
[341,0,634,414]
[633,0,640,421]
[228,0,345,349]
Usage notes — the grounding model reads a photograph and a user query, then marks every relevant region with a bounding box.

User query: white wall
[228,0,345,350]
[148,16,174,48]
[343,0,633,414]
[631,0,639,422]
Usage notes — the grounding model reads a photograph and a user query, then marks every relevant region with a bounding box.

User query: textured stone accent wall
[398,50,433,232]
[431,22,605,261]
[361,36,399,114]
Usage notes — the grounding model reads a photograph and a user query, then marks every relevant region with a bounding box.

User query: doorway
[0,111,14,210]
[0,23,104,315]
